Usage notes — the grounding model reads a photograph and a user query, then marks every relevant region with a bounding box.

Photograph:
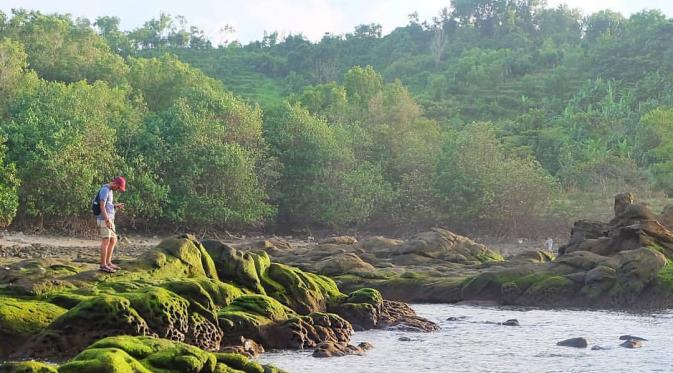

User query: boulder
[262,313,353,350]
[502,319,519,326]
[312,341,373,358]
[620,339,643,348]
[557,337,588,348]
[612,247,667,303]
[619,335,647,341]
[202,240,264,293]
[393,228,502,263]
[581,265,616,299]
[0,297,66,358]
[317,253,375,276]
[18,295,152,358]
[136,235,219,281]
[614,192,635,216]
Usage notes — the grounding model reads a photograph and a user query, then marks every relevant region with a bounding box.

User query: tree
[265,103,392,226]
[435,122,557,235]
[2,80,123,223]
[0,137,19,227]
[3,10,128,84]
[637,108,673,194]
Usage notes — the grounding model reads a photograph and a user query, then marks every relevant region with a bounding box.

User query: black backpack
[91,190,102,216]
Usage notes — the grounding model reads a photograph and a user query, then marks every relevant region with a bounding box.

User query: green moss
[60,336,278,373]
[45,292,92,309]
[657,262,673,290]
[46,294,149,337]
[121,288,190,337]
[215,353,264,373]
[218,294,294,328]
[135,237,219,280]
[59,347,152,373]
[263,263,345,313]
[0,361,58,373]
[0,297,66,339]
[526,276,572,292]
[345,288,382,306]
[143,344,217,373]
[203,241,266,294]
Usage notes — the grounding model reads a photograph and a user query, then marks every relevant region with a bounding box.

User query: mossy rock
[161,278,244,317]
[263,263,345,314]
[21,295,151,358]
[0,259,81,296]
[461,268,534,301]
[215,353,265,373]
[121,287,191,341]
[344,288,383,307]
[58,336,284,373]
[0,297,66,357]
[218,294,295,330]
[135,236,219,281]
[0,361,58,373]
[203,240,265,294]
[45,292,93,309]
[518,275,579,306]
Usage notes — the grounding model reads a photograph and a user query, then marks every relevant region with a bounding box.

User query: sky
[2,0,672,45]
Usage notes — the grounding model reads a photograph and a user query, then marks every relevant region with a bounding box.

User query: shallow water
[257,304,673,373]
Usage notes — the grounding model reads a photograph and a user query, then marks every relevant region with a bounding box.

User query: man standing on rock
[94,176,126,273]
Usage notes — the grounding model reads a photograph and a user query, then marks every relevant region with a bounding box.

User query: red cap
[113,176,126,192]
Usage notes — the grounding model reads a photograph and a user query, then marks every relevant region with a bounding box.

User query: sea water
[257,304,673,373]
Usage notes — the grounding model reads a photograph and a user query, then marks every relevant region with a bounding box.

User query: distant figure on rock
[92,176,126,273]
[544,237,554,252]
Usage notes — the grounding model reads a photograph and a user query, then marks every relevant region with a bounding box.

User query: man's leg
[105,235,117,267]
[100,238,111,268]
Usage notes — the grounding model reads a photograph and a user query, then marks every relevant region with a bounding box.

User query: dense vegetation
[1,1,672,237]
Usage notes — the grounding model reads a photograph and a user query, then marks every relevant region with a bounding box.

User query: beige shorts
[96,219,116,239]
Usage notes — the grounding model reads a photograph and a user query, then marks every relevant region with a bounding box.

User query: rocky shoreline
[0,234,437,372]
[2,192,672,372]
[224,192,673,310]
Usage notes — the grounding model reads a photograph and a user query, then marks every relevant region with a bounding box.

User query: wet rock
[220,336,264,357]
[398,336,412,342]
[379,300,439,332]
[502,319,519,326]
[557,337,588,348]
[312,341,373,358]
[619,335,647,341]
[591,345,610,350]
[446,316,467,321]
[620,339,643,348]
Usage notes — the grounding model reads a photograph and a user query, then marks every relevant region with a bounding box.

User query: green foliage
[436,122,557,235]
[3,4,673,234]
[2,10,128,84]
[126,55,274,228]
[2,80,124,221]
[637,108,673,194]
[0,137,19,227]
[265,103,392,226]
